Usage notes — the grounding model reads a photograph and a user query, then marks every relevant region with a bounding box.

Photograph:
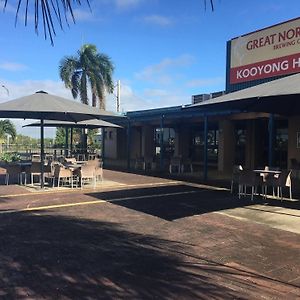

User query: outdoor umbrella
[23,119,122,129]
[23,118,122,157]
[0,91,124,188]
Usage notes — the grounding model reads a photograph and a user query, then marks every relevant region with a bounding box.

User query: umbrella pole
[40,118,45,189]
[70,128,73,156]
[65,127,69,157]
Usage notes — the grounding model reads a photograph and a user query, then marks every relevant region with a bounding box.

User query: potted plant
[0,152,21,164]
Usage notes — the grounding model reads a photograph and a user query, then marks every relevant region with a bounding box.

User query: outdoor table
[253,169,282,199]
[64,164,82,188]
[253,169,281,174]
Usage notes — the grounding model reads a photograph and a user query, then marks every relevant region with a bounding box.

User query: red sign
[229,18,300,84]
[230,53,300,84]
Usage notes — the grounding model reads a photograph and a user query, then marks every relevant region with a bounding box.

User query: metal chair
[269,170,292,200]
[238,169,262,201]
[181,158,193,173]
[169,156,182,174]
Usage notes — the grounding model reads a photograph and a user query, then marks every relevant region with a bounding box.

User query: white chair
[53,164,74,188]
[86,159,103,182]
[230,165,243,193]
[78,163,96,189]
[28,161,43,186]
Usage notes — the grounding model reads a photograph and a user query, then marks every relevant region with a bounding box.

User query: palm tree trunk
[99,96,105,110]
[92,91,97,107]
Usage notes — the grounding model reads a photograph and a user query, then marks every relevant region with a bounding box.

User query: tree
[3,0,90,45]
[59,44,114,110]
[0,120,16,142]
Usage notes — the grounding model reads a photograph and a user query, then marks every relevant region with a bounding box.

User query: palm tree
[59,44,114,110]
[0,120,16,142]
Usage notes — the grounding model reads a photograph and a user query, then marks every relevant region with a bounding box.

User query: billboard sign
[230,18,300,84]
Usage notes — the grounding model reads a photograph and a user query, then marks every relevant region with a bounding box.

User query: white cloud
[0,79,71,103]
[106,81,191,114]
[0,62,28,72]
[115,0,144,10]
[143,88,169,98]
[135,54,195,84]
[0,2,16,14]
[141,14,173,26]
[72,8,94,21]
[0,79,73,138]
[106,83,150,112]
[186,77,224,88]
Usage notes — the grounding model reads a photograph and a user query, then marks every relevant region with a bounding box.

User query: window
[154,127,175,159]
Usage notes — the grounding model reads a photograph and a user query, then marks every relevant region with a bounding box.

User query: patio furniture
[95,163,103,182]
[238,169,262,201]
[78,163,96,189]
[0,90,122,189]
[253,167,282,199]
[64,157,76,164]
[44,161,60,187]
[53,164,75,188]
[85,159,103,182]
[268,170,292,200]
[230,164,243,193]
[28,161,44,186]
[31,154,41,162]
[169,156,182,174]
[4,164,22,185]
[135,157,146,171]
[181,158,193,173]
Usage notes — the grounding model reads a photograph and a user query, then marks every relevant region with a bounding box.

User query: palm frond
[204,0,214,11]
[59,56,79,88]
[60,43,115,109]
[4,0,91,45]
[0,120,16,141]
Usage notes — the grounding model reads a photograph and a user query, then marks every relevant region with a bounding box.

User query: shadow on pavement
[87,184,260,221]
[0,212,255,299]
[1,211,298,299]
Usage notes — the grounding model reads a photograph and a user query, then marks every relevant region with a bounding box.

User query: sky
[0,0,299,137]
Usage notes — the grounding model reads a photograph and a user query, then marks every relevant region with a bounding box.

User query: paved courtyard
[0,170,299,299]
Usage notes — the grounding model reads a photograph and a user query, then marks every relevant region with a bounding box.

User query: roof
[186,73,300,116]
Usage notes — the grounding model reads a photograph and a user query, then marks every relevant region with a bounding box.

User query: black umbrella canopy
[0,91,121,122]
[23,119,122,129]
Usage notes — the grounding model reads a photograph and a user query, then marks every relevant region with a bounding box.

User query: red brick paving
[0,169,299,299]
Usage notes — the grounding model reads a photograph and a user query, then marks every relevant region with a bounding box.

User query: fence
[0,143,101,160]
